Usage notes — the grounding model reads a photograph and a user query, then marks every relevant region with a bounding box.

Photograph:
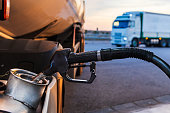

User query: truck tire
[167,40,170,47]
[145,40,151,47]
[159,39,167,47]
[132,39,139,47]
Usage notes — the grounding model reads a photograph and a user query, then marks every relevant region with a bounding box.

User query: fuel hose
[68,48,170,77]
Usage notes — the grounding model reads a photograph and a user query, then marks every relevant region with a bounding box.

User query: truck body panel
[0,0,85,38]
[143,12,170,38]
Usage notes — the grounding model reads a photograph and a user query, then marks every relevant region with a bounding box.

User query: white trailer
[111,11,170,47]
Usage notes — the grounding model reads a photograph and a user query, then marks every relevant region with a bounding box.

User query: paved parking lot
[86,95,170,113]
[64,40,170,113]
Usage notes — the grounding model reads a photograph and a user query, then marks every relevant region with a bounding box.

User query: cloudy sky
[84,0,170,31]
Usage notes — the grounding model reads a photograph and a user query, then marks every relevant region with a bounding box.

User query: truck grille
[114,33,122,42]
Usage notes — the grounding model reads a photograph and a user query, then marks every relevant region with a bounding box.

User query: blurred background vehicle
[111,11,170,47]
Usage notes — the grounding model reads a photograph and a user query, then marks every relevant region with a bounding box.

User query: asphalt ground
[64,40,170,113]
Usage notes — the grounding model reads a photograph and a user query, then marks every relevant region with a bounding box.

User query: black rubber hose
[68,48,170,77]
[68,51,98,64]
[68,48,154,63]
[100,48,154,62]
[152,55,170,77]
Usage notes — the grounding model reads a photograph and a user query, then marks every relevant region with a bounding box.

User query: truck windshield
[113,21,130,28]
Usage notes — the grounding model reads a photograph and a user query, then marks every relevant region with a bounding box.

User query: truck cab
[111,12,141,47]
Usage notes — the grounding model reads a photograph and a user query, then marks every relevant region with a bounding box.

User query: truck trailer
[111,11,170,47]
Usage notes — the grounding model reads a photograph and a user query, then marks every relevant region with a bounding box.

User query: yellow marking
[159,37,162,40]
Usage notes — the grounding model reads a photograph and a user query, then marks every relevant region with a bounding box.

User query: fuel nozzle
[32,49,70,82]
[33,48,170,84]
[33,48,98,84]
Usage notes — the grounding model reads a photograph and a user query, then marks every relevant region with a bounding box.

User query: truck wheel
[167,40,170,47]
[159,39,167,47]
[145,40,151,47]
[132,39,139,47]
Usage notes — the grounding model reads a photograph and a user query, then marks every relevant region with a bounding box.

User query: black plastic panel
[0,39,62,79]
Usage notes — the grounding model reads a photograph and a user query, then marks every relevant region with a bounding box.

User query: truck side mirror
[0,0,10,21]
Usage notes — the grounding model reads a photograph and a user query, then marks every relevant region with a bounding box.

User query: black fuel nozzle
[41,48,96,84]
[32,49,71,82]
[43,49,71,76]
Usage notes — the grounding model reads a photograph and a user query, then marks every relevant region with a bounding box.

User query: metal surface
[5,69,49,109]
[97,50,101,61]
[0,0,85,37]
[0,94,35,113]
[42,74,64,113]
[32,72,46,82]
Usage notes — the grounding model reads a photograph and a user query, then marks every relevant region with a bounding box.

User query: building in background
[85,30,111,40]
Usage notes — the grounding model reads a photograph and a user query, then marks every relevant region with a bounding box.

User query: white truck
[111,11,170,47]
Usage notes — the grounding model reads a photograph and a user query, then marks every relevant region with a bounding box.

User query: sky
[84,0,170,31]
